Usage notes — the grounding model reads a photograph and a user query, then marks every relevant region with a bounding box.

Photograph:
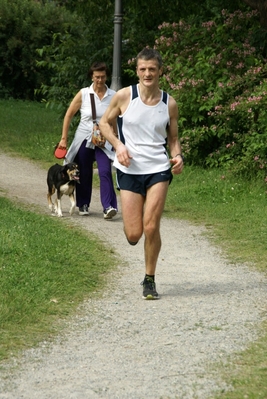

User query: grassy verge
[0,99,63,169]
[165,168,267,398]
[166,167,267,272]
[0,197,117,361]
[215,322,267,399]
[0,99,267,397]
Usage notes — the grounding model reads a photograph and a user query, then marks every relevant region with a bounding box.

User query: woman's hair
[136,48,163,69]
[88,62,110,78]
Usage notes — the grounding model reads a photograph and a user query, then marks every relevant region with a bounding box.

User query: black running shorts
[116,168,173,197]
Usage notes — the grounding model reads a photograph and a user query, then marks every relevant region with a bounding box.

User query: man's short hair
[136,48,163,69]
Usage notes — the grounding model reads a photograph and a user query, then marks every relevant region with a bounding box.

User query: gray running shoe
[141,277,159,300]
[79,205,89,216]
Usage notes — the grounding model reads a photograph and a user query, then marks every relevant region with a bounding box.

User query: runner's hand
[116,142,132,167]
[170,156,184,175]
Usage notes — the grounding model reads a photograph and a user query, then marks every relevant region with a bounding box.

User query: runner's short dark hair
[136,48,163,69]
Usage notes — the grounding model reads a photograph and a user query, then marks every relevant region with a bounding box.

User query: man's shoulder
[167,94,178,118]
[116,86,131,101]
[107,87,116,96]
[118,86,131,94]
[167,93,177,107]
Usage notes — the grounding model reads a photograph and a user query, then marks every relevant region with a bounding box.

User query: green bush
[36,1,115,112]
[152,9,267,179]
[0,0,80,100]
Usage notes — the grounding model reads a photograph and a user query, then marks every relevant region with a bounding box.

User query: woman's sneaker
[79,205,89,216]
[141,277,159,300]
[103,206,117,220]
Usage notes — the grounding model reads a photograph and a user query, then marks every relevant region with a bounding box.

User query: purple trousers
[74,140,117,211]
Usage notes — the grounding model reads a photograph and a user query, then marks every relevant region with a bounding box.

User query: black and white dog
[47,162,80,217]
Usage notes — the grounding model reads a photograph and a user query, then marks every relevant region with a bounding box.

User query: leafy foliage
[0,0,246,103]
[36,1,115,112]
[36,0,246,106]
[0,0,79,100]
[152,9,267,178]
[1,0,267,178]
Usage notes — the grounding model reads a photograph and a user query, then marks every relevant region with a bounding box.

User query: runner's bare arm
[99,87,133,167]
[167,96,184,175]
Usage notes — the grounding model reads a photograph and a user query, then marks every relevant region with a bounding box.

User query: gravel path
[0,152,266,399]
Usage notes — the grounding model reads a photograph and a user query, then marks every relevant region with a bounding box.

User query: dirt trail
[0,152,266,399]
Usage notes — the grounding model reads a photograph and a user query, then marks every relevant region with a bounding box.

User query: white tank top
[113,84,171,174]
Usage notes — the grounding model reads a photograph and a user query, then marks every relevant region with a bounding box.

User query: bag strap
[90,93,97,123]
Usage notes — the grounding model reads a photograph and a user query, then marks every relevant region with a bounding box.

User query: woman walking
[57,62,118,219]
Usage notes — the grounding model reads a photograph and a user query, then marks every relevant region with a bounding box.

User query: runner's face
[136,59,162,88]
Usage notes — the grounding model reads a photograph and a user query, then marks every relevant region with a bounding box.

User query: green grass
[0,197,117,361]
[0,99,267,397]
[0,99,63,168]
[165,167,267,271]
[214,322,267,399]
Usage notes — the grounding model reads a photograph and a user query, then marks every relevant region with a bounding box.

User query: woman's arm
[59,91,82,149]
